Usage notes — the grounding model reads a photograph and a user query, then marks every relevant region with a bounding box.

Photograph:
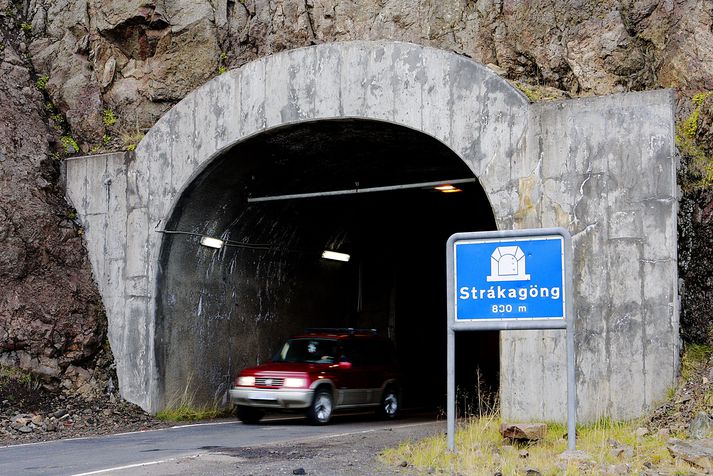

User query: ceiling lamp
[321,250,350,262]
[200,236,225,249]
[434,184,463,193]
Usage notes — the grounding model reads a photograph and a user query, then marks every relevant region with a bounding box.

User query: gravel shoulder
[0,392,172,446]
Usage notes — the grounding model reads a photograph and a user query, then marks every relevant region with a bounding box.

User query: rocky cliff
[0,0,108,396]
[1,0,711,393]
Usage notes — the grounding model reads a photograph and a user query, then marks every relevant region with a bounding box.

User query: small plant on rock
[676,91,713,190]
[35,74,49,91]
[121,130,144,152]
[60,135,79,154]
[102,108,117,127]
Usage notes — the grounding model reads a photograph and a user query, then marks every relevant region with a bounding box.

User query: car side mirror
[338,361,352,370]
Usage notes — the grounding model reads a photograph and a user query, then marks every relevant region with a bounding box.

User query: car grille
[255,377,284,388]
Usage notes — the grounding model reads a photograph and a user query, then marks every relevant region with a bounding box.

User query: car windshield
[273,338,338,364]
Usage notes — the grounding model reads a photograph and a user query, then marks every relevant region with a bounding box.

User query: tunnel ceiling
[217,119,476,199]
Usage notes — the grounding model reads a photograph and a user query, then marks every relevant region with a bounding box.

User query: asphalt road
[0,412,438,476]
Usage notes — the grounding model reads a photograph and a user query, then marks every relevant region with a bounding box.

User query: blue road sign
[446,228,576,453]
[454,234,565,321]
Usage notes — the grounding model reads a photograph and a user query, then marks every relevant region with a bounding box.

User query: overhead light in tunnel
[434,184,463,193]
[322,250,350,262]
[247,178,476,203]
[200,236,225,249]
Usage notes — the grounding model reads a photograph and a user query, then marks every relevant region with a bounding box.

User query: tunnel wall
[64,41,678,421]
[501,91,678,421]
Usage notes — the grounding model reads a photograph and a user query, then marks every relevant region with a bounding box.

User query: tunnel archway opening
[157,119,498,412]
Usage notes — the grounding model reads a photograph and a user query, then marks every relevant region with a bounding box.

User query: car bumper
[229,387,314,409]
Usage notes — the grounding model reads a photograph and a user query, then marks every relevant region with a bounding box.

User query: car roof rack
[304,327,378,336]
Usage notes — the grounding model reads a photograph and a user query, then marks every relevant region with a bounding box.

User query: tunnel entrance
[157,119,498,412]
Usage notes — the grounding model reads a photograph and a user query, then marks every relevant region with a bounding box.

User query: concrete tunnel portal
[65,42,678,421]
[156,119,499,411]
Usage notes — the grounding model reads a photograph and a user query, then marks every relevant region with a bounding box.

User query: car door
[337,339,369,406]
[362,339,390,404]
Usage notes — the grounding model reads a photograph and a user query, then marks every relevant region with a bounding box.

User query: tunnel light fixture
[434,184,463,193]
[200,236,224,249]
[322,250,350,262]
[247,178,476,202]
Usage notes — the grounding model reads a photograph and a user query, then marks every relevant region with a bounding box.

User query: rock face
[19,0,713,148]
[0,5,106,392]
[0,0,712,395]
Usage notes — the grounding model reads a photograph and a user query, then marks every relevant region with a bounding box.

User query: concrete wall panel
[500,90,677,422]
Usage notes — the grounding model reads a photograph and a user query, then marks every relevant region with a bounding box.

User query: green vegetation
[680,343,712,381]
[156,405,227,422]
[102,108,117,127]
[20,22,32,35]
[513,82,560,102]
[102,134,111,145]
[60,135,79,154]
[0,366,41,392]
[677,92,713,190]
[121,130,144,151]
[217,52,229,75]
[156,376,229,422]
[1,366,31,385]
[381,416,693,475]
[35,74,49,91]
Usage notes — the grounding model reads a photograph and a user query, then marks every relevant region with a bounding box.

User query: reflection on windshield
[274,338,337,364]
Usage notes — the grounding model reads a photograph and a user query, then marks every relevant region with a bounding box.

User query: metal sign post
[446,228,576,452]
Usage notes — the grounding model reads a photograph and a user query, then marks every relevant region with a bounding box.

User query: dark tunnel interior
[156,119,499,413]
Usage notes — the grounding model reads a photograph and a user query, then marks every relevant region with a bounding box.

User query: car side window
[341,340,365,366]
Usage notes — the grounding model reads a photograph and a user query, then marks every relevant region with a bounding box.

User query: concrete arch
[136,41,530,412]
[66,40,678,421]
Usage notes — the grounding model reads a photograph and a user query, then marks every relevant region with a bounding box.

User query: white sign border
[453,234,567,323]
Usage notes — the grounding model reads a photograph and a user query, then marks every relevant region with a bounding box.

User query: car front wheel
[306,389,333,425]
[377,386,399,419]
[236,405,264,424]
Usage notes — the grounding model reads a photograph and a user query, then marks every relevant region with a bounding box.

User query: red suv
[229,328,401,424]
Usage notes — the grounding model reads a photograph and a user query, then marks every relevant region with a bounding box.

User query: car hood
[248,362,325,373]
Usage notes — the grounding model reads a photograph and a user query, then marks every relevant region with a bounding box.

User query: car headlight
[283,377,307,388]
[237,376,255,386]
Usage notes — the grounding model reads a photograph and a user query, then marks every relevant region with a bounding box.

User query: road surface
[0,412,440,475]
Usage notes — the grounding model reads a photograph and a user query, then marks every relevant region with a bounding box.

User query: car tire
[306,389,333,425]
[377,386,399,419]
[236,405,264,424]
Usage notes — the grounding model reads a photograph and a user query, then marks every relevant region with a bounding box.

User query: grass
[156,405,227,422]
[381,415,696,475]
[155,375,231,422]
